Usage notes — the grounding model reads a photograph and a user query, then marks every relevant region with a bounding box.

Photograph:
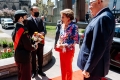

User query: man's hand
[82,70,90,78]
[40,32,45,36]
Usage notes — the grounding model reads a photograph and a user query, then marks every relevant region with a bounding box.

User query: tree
[0,8,15,17]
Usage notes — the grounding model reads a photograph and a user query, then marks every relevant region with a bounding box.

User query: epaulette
[23,31,28,34]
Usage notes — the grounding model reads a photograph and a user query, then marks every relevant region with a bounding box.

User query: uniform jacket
[77,8,115,77]
[12,23,35,63]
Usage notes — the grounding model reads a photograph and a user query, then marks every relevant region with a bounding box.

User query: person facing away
[77,0,115,80]
[41,16,47,35]
[26,6,46,78]
[55,9,79,80]
[85,12,89,23]
[11,10,37,80]
[54,20,62,49]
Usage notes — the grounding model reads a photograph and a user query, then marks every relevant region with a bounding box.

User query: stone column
[62,0,72,9]
[74,0,77,18]
[76,0,85,21]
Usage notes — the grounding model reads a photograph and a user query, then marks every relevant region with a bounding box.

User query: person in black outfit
[11,10,37,80]
[41,16,47,35]
[54,20,62,49]
[85,12,89,23]
[26,6,46,78]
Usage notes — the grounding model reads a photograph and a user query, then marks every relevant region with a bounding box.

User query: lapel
[30,16,39,30]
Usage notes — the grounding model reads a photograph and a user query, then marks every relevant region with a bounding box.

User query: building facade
[0,0,31,13]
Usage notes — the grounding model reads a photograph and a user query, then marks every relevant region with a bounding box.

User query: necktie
[34,18,38,27]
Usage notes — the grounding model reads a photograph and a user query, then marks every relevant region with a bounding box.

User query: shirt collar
[94,7,108,18]
[31,15,36,19]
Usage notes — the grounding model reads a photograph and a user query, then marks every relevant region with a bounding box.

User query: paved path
[0,25,120,80]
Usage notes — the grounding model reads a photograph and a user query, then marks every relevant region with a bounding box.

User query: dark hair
[14,10,27,23]
[14,14,26,23]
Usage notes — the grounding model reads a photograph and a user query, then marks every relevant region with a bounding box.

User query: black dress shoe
[38,71,46,76]
[31,73,36,78]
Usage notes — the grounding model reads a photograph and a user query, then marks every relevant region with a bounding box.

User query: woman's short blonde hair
[60,9,74,20]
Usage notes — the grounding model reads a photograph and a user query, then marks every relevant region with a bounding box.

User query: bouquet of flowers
[32,32,45,45]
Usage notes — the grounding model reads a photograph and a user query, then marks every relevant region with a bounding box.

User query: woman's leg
[59,52,67,80]
[65,50,74,80]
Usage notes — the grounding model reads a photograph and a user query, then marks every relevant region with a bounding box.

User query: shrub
[0,52,13,59]
[8,42,14,48]
[81,30,85,33]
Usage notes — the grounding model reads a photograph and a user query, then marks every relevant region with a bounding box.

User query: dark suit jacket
[77,8,115,77]
[26,16,44,37]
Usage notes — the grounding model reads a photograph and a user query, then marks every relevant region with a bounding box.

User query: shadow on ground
[43,56,56,72]
[110,65,120,74]
[104,65,120,80]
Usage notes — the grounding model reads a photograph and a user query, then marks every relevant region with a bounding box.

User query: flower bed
[0,40,14,59]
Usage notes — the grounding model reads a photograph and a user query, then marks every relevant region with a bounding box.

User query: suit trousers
[59,49,74,80]
[16,62,31,80]
[31,44,44,73]
[84,76,101,80]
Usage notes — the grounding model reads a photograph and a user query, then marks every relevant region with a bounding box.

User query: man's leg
[84,76,101,80]
[37,44,46,76]
[31,50,37,77]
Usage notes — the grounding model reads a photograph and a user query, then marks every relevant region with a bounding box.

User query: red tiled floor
[50,70,108,80]
[50,70,84,80]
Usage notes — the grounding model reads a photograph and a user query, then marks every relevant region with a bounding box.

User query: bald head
[90,0,109,7]
[30,6,39,11]
[89,0,109,17]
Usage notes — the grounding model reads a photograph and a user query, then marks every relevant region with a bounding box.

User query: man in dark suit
[26,6,46,78]
[77,0,115,80]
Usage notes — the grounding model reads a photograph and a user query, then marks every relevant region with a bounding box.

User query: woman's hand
[56,43,68,49]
